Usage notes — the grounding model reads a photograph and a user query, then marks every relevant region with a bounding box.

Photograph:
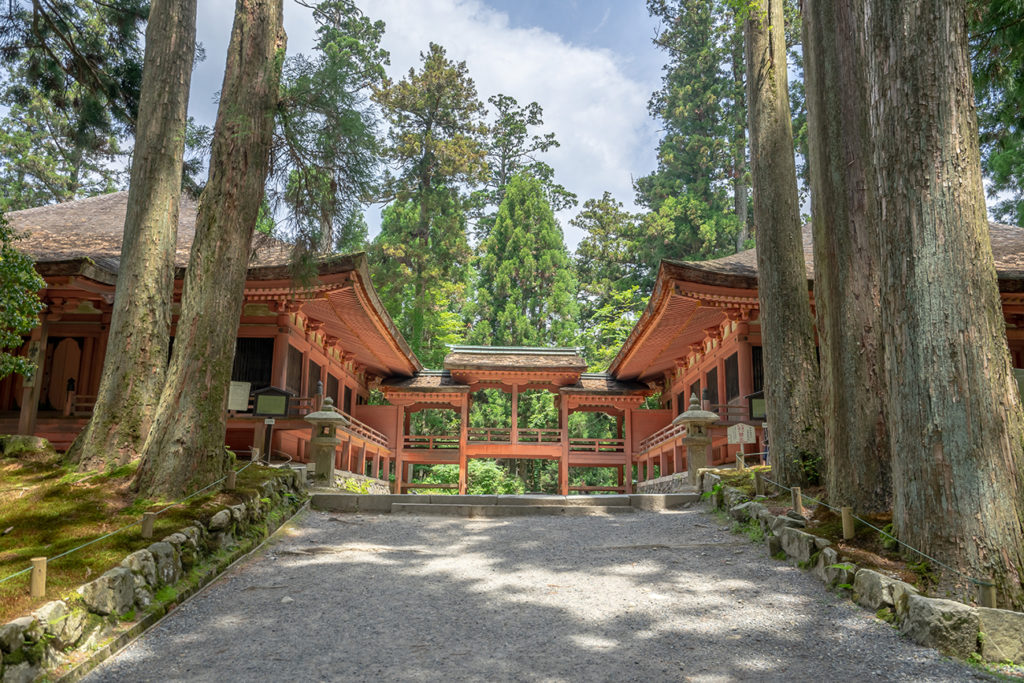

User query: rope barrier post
[978,580,997,608]
[754,470,764,497]
[792,486,803,516]
[841,506,855,540]
[30,557,46,598]
[226,469,237,490]
[141,512,157,539]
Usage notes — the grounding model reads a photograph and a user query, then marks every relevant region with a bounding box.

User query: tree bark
[70,0,197,470]
[862,0,1024,607]
[134,0,285,498]
[745,0,822,486]
[802,1,891,513]
[730,17,749,252]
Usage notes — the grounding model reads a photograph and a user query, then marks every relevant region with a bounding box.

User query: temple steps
[310,492,700,516]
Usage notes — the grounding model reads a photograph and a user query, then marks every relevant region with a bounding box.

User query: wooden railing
[63,392,97,417]
[403,434,460,450]
[516,428,561,443]
[638,422,687,453]
[568,437,625,453]
[467,427,512,443]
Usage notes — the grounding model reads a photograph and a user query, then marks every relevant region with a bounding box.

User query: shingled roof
[664,221,1024,290]
[380,370,470,393]
[7,191,292,273]
[559,373,651,396]
[443,346,588,373]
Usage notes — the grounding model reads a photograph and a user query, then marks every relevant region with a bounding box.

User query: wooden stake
[141,512,157,539]
[226,469,237,490]
[792,486,803,516]
[30,557,46,598]
[841,506,855,540]
[978,581,997,608]
[754,470,764,496]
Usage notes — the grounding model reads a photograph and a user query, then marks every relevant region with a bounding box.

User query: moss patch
[0,452,295,623]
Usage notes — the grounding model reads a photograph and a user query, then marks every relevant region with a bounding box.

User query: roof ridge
[6,190,129,217]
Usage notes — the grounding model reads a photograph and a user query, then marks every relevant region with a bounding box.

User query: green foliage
[971,0,1024,224]
[341,478,372,494]
[0,211,45,379]
[370,43,486,365]
[270,0,387,257]
[879,523,899,551]
[471,173,579,347]
[419,459,525,495]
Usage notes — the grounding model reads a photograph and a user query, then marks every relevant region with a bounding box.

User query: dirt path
[84,507,985,682]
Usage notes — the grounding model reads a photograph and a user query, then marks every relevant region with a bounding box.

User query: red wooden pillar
[623,406,633,494]
[372,448,381,479]
[458,396,469,495]
[558,396,569,495]
[339,441,350,473]
[271,311,290,390]
[393,404,405,493]
[737,327,754,408]
[674,443,684,474]
[18,316,49,436]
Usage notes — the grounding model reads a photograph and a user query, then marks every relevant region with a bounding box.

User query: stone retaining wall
[635,472,694,494]
[333,471,391,495]
[0,469,307,683]
[702,472,1024,664]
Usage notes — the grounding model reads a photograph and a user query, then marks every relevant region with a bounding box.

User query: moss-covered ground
[0,446,291,624]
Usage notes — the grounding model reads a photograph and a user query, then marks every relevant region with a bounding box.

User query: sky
[189,0,666,250]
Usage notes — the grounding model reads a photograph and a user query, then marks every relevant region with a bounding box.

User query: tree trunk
[802,1,891,513]
[134,0,285,498]
[863,0,1024,607]
[745,0,822,486]
[70,0,197,470]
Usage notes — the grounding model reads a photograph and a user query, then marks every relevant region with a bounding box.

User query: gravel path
[85,506,986,682]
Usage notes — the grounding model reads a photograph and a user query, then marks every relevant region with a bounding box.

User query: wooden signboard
[727,422,756,445]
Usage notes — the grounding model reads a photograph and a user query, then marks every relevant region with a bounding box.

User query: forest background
[0,0,1021,493]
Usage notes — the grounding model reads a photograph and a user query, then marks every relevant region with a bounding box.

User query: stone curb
[704,475,1024,665]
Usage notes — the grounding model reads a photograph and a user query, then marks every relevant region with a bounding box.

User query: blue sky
[190,0,665,250]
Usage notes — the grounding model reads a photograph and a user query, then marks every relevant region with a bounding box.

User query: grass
[0,447,293,624]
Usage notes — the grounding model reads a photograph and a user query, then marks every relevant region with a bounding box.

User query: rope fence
[0,452,270,598]
[754,470,997,606]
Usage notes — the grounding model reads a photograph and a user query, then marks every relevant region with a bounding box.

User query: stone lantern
[304,397,350,485]
[673,392,719,487]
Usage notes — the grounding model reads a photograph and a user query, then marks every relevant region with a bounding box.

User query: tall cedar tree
[0,211,44,379]
[473,173,578,347]
[0,0,145,210]
[639,0,745,260]
[860,0,1024,607]
[971,1,1024,225]
[269,0,387,257]
[802,1,891,512]
[134,0,285,498]
[70,0,197,470]
[371,43,486,366]
[745,0,821,485]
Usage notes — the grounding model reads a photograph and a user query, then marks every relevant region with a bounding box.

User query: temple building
[4,192,1024,494]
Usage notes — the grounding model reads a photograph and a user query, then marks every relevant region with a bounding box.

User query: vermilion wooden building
[5,192,1024,494]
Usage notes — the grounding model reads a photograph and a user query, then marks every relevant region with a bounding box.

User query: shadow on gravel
[84,509,983,682]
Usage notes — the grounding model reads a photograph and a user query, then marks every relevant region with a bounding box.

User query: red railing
[403,434,460,450]
[338,410,389,449]
[638,421,687,453]
[568,437,625,453]
[467,427,512,443]
[516,428,561,443]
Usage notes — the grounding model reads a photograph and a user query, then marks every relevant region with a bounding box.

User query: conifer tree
[472,173,578,348]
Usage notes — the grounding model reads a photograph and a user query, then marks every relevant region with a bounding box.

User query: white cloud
[193,0,661,250]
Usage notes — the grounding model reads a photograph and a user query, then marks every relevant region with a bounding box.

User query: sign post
[727,423,757,469]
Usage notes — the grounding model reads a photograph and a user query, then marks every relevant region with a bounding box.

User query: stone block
[853,568,901,610]
[147,541,181,586]
[208,509,232,532]
[0,617,37,653]
[722,486,748,508]
[431,495,497,505]
[778,527,818,564]
[978,606,1024,663]
[78,567,134,616]
[900,594,979,659]
[700,472,721,494]
[770,515,806,534]
[357,494,409,512]
[310,493,359,512]
[891,580,919,621]
[120,549,157,587]
[2,662,42,683]
[812,547,856,588]
[767,534,783,557]
[729,501,765,522]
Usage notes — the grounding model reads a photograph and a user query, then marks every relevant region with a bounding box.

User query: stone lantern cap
[672,393,719,426]
[304,397,350,426]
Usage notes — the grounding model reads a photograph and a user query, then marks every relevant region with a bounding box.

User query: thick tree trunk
[745,0,822,486]
[134,0,285,498]
[863,0,1024,607]
[802,1,891,513]
[70,0,196,470]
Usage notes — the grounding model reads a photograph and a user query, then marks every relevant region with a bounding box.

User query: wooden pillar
[458,396,469,495]
[737,330,754,406]
[18,316,49,436]
[511,383,519,445]
[617,465,624,492]
[623,406,633,494]
[394,404,405,493]
[271,314,290,390]
[358,443,367,476]
[372,449,381,479]
[674,443,684,473]
[558,395,569,495]
[339,441,350,472]
[616,415,623,439]
[717,355,727,411]
[659,450,668,478]
[78,335,95,400]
